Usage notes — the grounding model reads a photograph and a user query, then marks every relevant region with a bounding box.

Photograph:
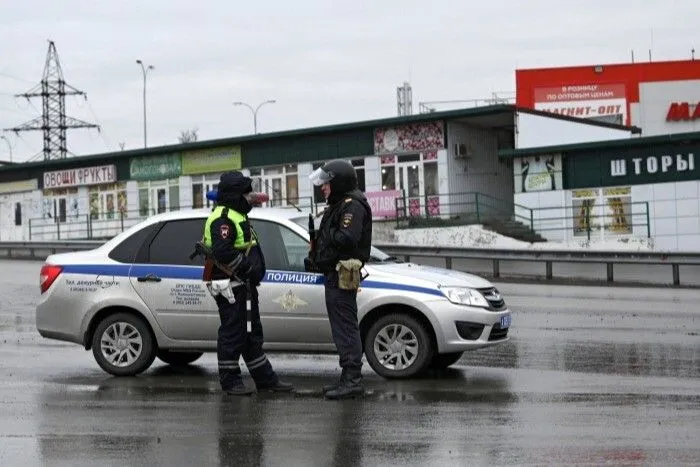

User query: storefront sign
[534,83,627,124]
[666,102,700,121]
[130,154,181,180]
[610,153,695,177]
[0,179,38,194]
[374,121,444,154]
[564,144,700,189]
[182,146,241,175]
[366,190,401,218]
[43,165,117,189]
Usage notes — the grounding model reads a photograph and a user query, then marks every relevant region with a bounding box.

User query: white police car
[36,208,511,379]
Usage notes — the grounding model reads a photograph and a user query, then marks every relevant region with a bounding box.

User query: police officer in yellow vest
[203,171,293,396]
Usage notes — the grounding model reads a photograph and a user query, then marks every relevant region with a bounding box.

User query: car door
[129,217,219,341]
[250,219,331,346]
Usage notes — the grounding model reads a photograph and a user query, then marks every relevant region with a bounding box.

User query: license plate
[500,314,511,329]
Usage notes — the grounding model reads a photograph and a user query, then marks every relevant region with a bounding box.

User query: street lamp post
[0,135,11,162]
[233,100,276,134]
[136,60,154,148]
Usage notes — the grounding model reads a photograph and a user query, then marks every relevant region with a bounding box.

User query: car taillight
[40,264,63,294]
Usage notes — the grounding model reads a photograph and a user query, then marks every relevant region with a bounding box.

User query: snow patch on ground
[393,225,656,251]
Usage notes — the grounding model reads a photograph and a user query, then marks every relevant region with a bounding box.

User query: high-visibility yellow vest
[203,206,258,251]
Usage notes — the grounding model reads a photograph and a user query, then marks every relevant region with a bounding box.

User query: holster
[336,259,364,290]
[202,258,215,281]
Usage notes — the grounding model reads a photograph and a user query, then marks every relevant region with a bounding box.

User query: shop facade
[501,132,700,251]
[516,59,700,135]
[0,105,635,241]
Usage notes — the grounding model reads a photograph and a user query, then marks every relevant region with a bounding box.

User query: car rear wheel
[429,352,464,369]
[91,313,156,376]
[157,350,204,366]
[364,313,434,379]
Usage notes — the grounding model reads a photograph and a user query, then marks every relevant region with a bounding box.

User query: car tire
[91,312,156,377]
[429,352,464,369]
[157,350,204,366]
[364,313,434,379]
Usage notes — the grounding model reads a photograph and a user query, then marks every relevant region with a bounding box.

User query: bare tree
[178,128,199,144]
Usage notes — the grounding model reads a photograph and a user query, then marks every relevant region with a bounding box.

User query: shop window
[14,203,21,226]
[169,185,180,211]
[58,199,67,223]
[351,159,366,192]
[192,183,203,209]
[424,163,438,196]
[381,166,396,191]
[138,188,149,216]
[572,187,632,238]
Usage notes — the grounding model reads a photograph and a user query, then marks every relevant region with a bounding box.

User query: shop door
[150,187,168,214]
[397,163,424,216]
[262,175,284,207]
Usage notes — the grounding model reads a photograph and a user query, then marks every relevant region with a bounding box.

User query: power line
[0,71,35,84]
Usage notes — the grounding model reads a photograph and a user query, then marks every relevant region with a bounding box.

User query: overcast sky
[0,0,697,163]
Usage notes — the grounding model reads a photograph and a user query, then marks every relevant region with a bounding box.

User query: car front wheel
[157,350,204,366]
[91,312,156,376]
[364,313,434,379]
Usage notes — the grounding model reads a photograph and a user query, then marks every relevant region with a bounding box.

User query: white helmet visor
[309,167,333,186]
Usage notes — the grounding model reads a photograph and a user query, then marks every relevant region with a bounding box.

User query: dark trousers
[215,285,277,390]
[324,274,363,372]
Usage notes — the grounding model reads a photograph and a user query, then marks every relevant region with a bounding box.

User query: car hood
[365,262,494,289]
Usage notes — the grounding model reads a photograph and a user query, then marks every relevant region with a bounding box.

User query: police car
[36,208,511,379]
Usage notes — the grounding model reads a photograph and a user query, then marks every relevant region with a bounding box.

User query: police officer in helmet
[203,170,293,396]
[308,159,372,399]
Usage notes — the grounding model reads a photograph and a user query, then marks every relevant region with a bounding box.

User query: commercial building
[0,105,633,242]
[511,59,700,250]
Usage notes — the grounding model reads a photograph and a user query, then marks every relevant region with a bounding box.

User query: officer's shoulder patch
[344,198,352,203]
[341,212,353,228]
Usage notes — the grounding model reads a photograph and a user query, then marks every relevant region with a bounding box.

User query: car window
[290,215,394,262]
[250,220,308,272]
[147,219,206,265]
[108,223,158,263]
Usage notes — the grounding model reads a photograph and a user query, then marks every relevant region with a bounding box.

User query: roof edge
[515,106,642,133]
[498,131,700,158]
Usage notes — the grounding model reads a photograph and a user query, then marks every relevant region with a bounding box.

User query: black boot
[257,380,294,392]
[322,368,347,394]
[324,369,364,400]
[224,381,254,396]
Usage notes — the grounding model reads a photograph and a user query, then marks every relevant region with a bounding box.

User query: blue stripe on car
[60,264,444,297]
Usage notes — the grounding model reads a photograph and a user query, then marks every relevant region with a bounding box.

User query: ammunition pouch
[336,259,364,290]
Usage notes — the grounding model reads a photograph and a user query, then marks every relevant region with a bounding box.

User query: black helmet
[309,159,357,196]
[218,170,252,195]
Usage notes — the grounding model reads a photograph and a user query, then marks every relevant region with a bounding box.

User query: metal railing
[27,196,316,241]
[374,242,700,287]
[394,191,651,242]
[3,239,699,287]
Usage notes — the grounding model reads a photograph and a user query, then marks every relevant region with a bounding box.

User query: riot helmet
[309,159,358,196]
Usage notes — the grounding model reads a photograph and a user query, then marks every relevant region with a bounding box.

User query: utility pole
[4,40,99,160]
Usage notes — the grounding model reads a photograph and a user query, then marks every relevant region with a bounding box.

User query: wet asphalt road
[0,260,698,466]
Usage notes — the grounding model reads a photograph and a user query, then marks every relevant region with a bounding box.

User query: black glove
[304,257,315,273]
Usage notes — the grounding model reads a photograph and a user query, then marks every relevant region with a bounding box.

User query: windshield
[291,216,401,263]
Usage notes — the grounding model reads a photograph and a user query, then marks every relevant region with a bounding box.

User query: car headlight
[440,287,490,308]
